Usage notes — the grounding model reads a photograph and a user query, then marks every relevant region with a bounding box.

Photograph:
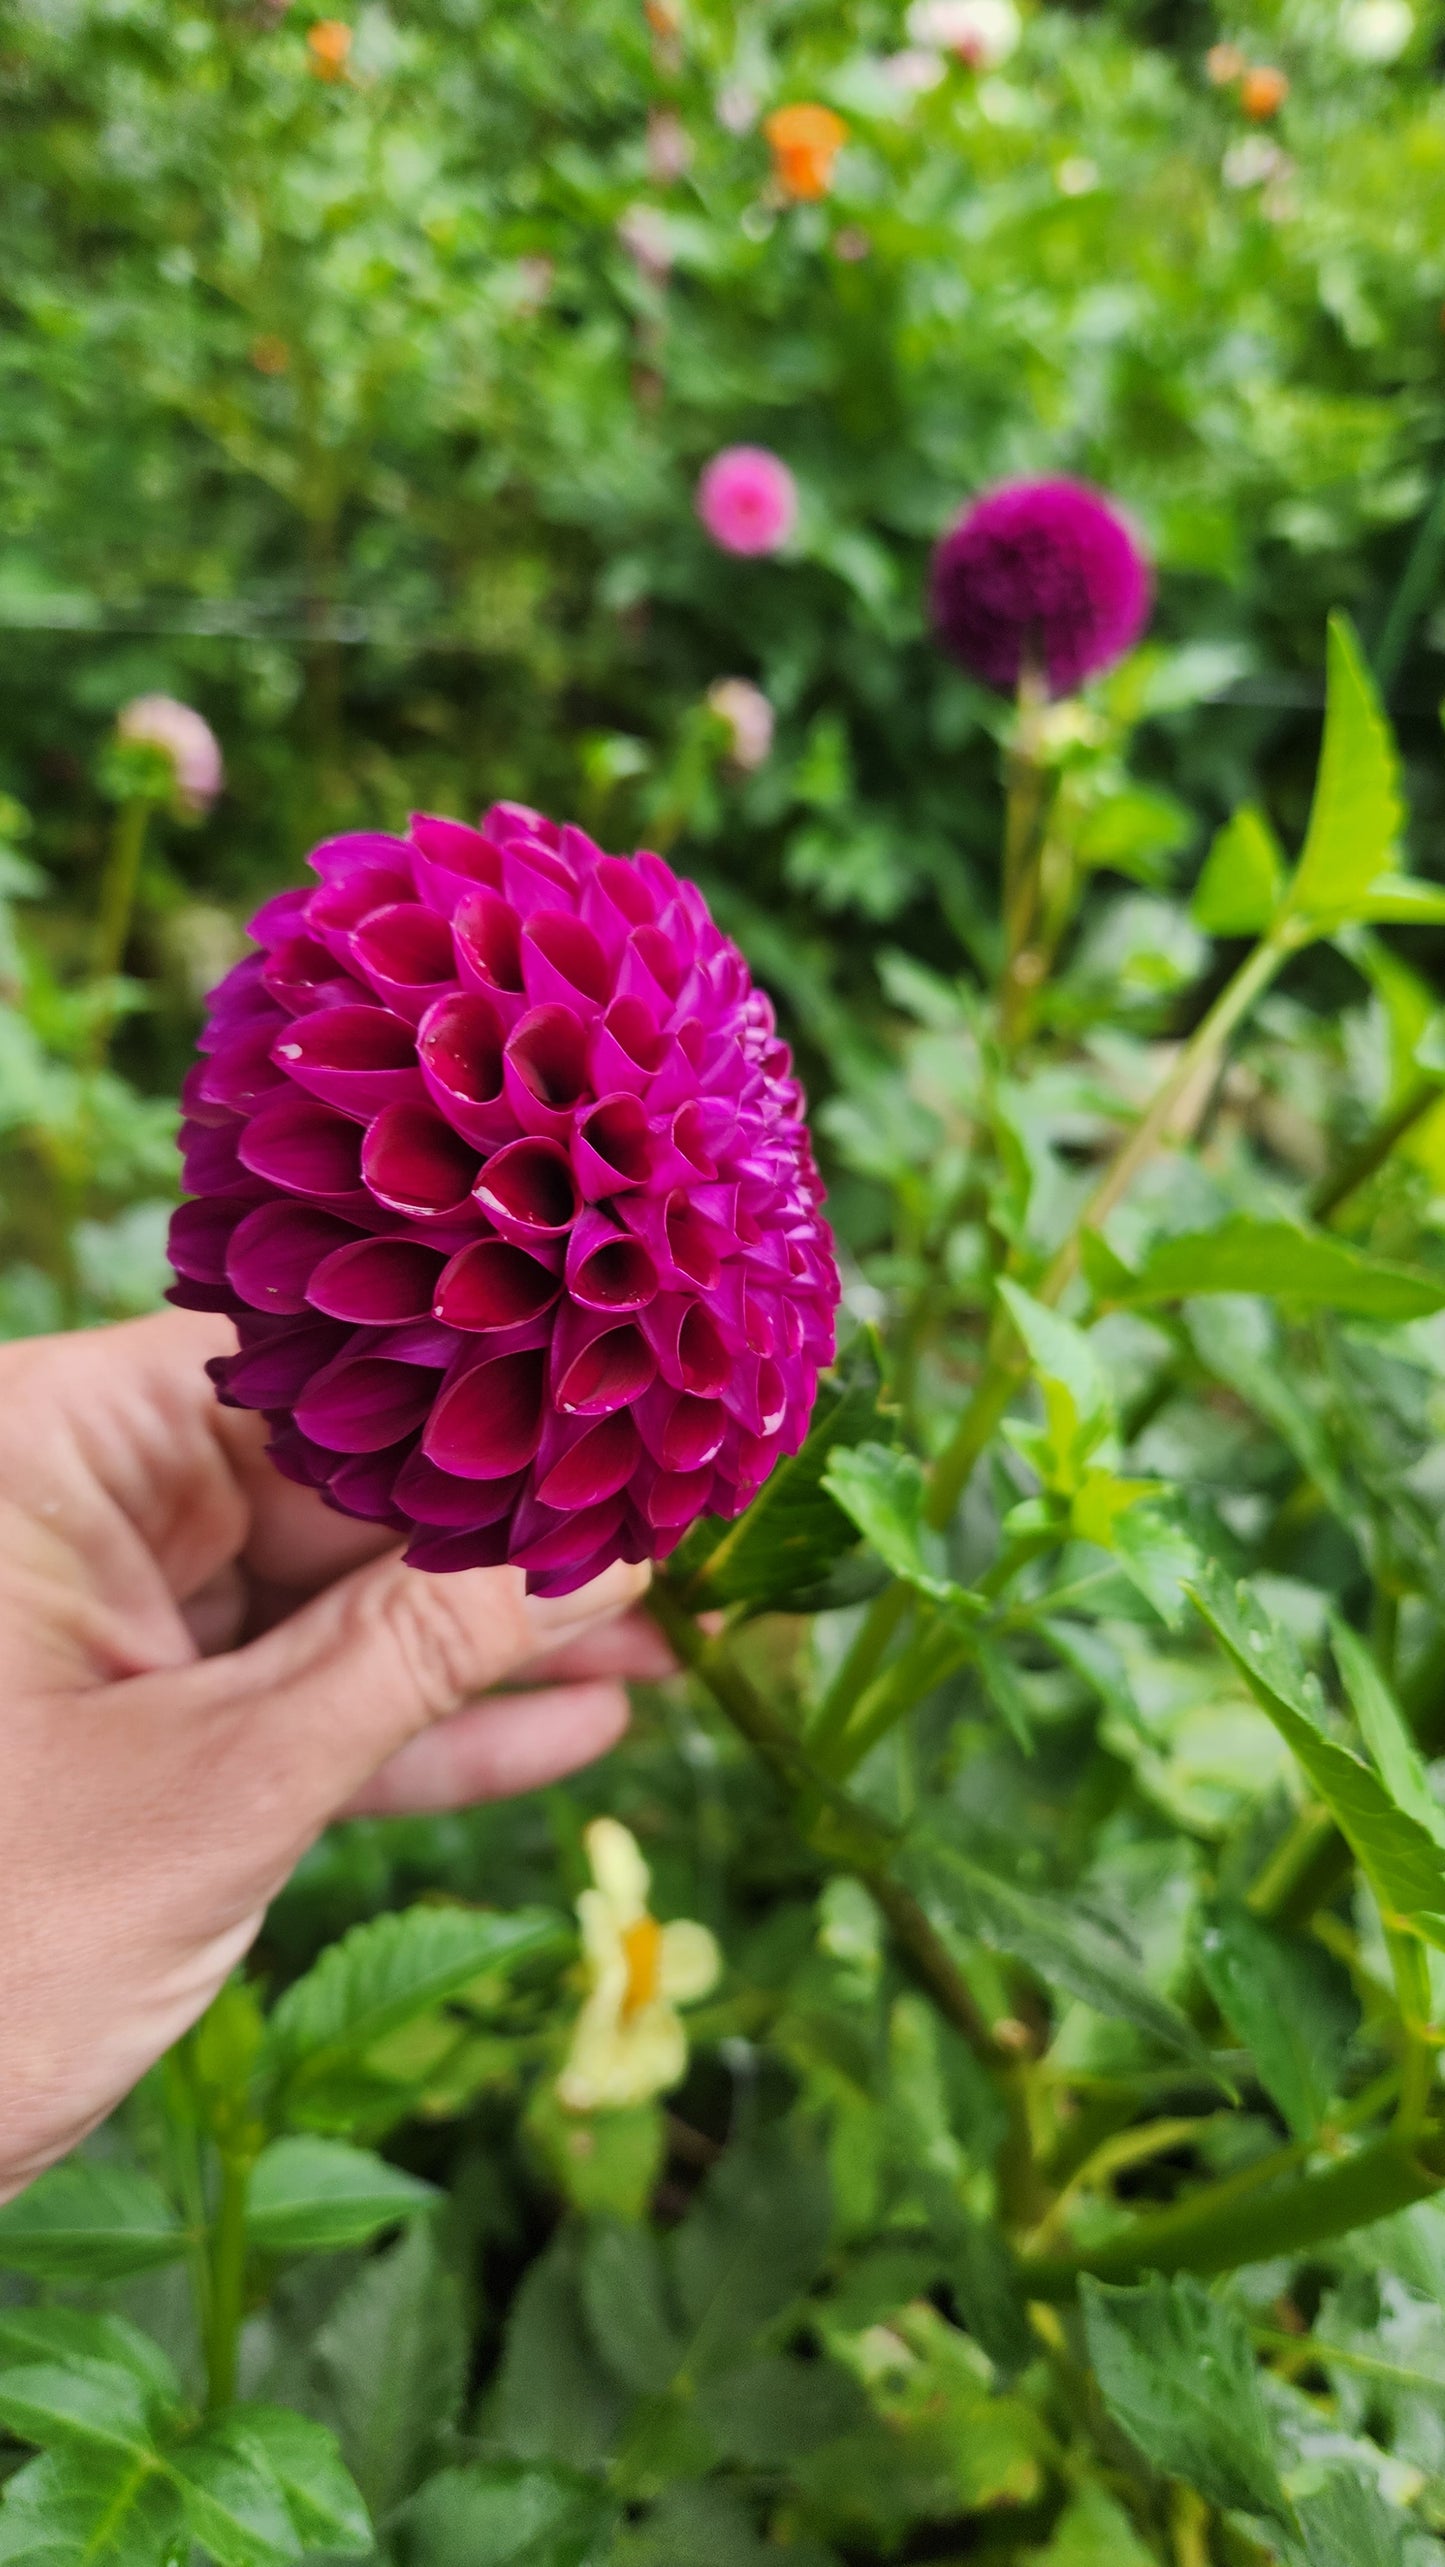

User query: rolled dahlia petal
[930,477,1151,698]
[170,812,839,1593]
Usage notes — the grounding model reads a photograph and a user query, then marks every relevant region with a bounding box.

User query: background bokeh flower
[930,478,1151,697]
[115,696,224,817]
[906,0,1020,68]
[695,446,797,555]
[557,1817,720,2111]
[763,103,847,202]
[169,806,838,1595]
[706,678,775,771]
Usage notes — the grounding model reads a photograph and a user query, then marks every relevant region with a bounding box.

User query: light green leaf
[1031,2481,1156,2566]
[168,2428,302,2567]
[998,1281,1112,1493]
[904,1838,1223,2084]
[263,1903,566,2103]
[1346,877,1445,925]
[222,2409,371,2556]
[1293,2468,1407,2567]
[0,2362,155,2466]
[0,2313,179,2415]
[1107,1499,1207,1629]
[1186,1298,1349,1525]
[1109,1218,1445,1320]
[1195,1901,1357,2141]
[0,2164,185,2282]
[246,2136,437,2254]
[394,2461,611,2567]
[1191,805,1286,935]
[0,2448,180,2566]
[1288,614,1404,925]
[1188,1563,1445,1945]
[822,1442,962,1603]
[1081,2275,1290,2524]
[1331,1619,1445,1846]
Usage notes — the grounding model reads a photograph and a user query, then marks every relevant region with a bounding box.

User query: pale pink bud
[707,679,775,770]
[117,696,223,816]
[647,109,694,183]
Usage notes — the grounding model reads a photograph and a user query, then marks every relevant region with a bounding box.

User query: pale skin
[0,1307,671,2201]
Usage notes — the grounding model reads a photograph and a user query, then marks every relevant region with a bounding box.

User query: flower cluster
[169,806,838,1595]
[930,477,1151,698]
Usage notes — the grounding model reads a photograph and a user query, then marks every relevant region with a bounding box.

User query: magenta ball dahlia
[167,808,838,1596]
[930,477,1151,697]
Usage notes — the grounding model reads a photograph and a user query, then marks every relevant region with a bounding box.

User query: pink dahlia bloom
[168,808,839,1596]
[117,695,224,816]
[930,478,1151,698]
[696,447,797,557]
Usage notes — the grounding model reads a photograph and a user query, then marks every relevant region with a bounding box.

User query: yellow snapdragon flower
[557,1819,720,2113]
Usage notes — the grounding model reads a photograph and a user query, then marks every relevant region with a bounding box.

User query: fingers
[187,1554,651,1840]
[517,1605,676,1688]
[340,1680,631,1816]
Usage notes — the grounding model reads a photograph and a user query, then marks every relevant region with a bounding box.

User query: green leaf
[1107,1499,1207,1629]
[1192,805,1286,935]
[1331,1619,1445,1846]
[1108,1218,1445,1320]
[669,2133,833,2378]
[0,2448,181,2566]
[263,1903,566,2104]
[579,2223,681,2399]
[905,1838,1224,2084]
[394,2461,611,2567]
[0,2313,179,2415]
[223,2409,371,2556]
[0,2362,155,2466]
[1195,1901,1358,2141]
[1186,1298,1349,1524]
[493,2230,628,2473]
[314,2220,467,2517]
[997,1281,1112,1493]
[1288,614,1404,926]
[694,2354,871,2467]
[1031,2482,1157,2566]
[168,2428,302,2567]
[1081,2274,1290,2524]
[246,2136,437,2254]
[1293,2468,1407,2567]
[1188,1563,1445,1946]
[0,2164,185,2282]
[678,1334,895,1612]
[822,1442,965,1603]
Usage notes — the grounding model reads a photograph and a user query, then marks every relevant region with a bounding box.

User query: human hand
[0,1307,670,2198]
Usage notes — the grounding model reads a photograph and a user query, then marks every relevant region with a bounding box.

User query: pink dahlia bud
[930,478,1152,698]
[706,678,775,771]
[167,810,839,1596]
[696,447,797,557]
[116,695,224,815]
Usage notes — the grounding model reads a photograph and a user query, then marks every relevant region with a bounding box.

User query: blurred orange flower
[763,103,847,202]
[307,19,351,79]
[1241,65,1289,117]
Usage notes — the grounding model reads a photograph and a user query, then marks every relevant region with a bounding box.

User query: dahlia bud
[929,478,1152,699]
[1240,64,1289,117]
[906,0,1020,69]
[696,447,797,557]
[306,17,351,77]
[115,696,224,817]
[706,679,775,771]
[168,810,838,1595]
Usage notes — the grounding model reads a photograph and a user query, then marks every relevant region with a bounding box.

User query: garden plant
[9,1,1445,2563]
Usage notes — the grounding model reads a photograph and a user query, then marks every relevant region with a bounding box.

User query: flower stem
[88,794,152,1073]
[648,1580,1005,2066]
[1309,1069,1442,1225]
[203,2149,251,2416]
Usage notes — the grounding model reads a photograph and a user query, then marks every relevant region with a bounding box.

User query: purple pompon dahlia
[167,808,839,1596]
[930,478,1151,697]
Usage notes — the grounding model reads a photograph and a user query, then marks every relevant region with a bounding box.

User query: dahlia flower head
[167,806,839,1596]
[930,477,1151,699]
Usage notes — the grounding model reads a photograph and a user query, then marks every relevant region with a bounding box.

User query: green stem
[807,1580,913,1756]
[204,2151,251,2416]
[829,1614,978,1782]
[88,795,152,1072]
[1309,1070,1442,1224]
[1020,2120,1445,2297]
[1247,1804,1343,1928]
[647,1581,1005,2066]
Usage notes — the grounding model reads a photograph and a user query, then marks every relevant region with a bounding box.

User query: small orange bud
[763,102,848,203]
[306,18,351,79]
[1240,64,1289,118]
[1205,41,1246,84]
[250,334,291,375]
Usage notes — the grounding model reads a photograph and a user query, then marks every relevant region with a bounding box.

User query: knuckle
[368,1566,529,1725]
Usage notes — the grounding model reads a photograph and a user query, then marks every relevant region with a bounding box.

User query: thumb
[178,1548,651,1849]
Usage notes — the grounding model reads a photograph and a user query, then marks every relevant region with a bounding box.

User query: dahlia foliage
[168,808,838,1594]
